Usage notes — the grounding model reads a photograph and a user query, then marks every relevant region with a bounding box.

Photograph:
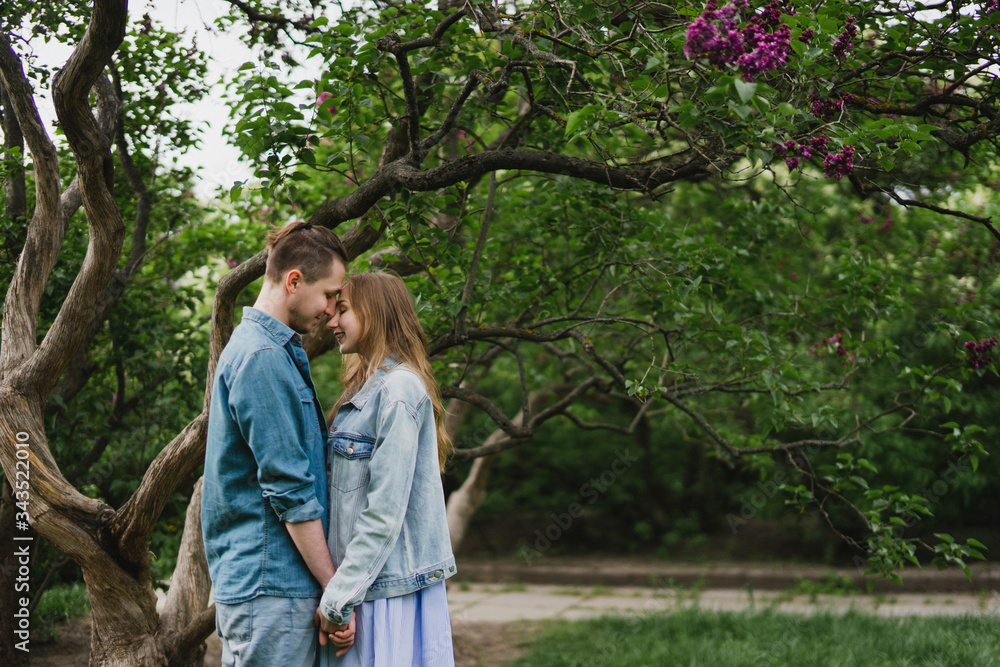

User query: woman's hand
[315,608,356,657]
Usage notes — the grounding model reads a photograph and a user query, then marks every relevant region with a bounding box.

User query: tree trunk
[0,395,194,666]
[84,563,165,667]
[447,452,498,552]
[158,477,213,667]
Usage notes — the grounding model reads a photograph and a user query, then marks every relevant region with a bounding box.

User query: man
[202,221,354,665]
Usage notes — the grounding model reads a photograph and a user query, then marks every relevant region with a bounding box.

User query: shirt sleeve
[320,399,421,625]
[228,347,324,524]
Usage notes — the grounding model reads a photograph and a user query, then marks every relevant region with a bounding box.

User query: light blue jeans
[216,595,320,666]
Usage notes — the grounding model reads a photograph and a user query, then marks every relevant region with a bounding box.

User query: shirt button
[347,447,354,455]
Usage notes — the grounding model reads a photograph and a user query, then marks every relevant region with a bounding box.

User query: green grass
[503,609,1000,666]
[34,582,90,643]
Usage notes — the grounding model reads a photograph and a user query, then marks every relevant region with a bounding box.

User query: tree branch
[663,393,741,458]
[440,385,532,438]
[880,188,1000,243]
[0,35,65,377]
[376,33,421,157]
[379,7,469,53]
[165,606,216,667]
[419,70,484,153]
[455,172,496,333]
[308,145,707,231]
[18,0,128,400]
[384,148,706,194]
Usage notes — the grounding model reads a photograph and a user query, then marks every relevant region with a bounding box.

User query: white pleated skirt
[318,581,454,667]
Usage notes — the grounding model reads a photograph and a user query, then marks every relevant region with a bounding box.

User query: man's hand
[315,608,356,657]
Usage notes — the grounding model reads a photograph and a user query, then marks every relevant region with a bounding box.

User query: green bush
[33,582,90,643]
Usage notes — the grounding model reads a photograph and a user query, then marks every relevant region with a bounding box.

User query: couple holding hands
[202,221,456,666]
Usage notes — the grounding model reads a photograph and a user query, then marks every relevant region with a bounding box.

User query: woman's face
[328,288,362,355]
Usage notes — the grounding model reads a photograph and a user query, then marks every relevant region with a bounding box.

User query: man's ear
[284,269,303,293]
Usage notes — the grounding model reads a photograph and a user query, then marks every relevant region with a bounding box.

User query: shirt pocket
[329,433,375,493]
[299,385,319,439]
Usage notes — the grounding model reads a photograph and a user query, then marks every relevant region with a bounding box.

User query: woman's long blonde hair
[333,272,453,470]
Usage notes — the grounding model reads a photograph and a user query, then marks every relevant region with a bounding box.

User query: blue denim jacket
[202,307,329,603]
[319,359,456,625]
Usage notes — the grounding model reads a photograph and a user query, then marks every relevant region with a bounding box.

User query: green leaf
[565,104,599,138]
[734,77,757,103]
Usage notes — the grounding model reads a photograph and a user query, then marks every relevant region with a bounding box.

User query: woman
[317,272,456,666]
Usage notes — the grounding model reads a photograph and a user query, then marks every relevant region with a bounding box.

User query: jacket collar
[241,307,299,347]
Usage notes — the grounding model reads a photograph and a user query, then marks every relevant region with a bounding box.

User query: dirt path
[27,616,539,667]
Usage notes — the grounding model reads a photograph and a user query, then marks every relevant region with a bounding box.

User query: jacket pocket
[329,433,375,493]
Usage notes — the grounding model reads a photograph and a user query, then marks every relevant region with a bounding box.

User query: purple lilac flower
[986,0,1000,14]
[823,145,855,180]
[832,17,858,60]
[799,28,814,43]
[684,1,792,80]
[758,1,787,26]
[771,135,832,171]
[737,22,792,80]
[684,5,744,66]
[806,135,829,152]
[811,95,844,121]
[964,337,999,369]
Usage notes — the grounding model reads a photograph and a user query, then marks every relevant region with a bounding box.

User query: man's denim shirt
[320,359,456,625]
[202,307,329,603]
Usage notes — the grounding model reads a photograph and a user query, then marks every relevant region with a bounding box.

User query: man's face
[286,260,346,335]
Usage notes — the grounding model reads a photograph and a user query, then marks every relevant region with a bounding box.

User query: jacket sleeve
[319,399,421,625]
[229,348,323,524]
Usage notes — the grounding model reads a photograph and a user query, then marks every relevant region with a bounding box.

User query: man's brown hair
[265,221,348,283]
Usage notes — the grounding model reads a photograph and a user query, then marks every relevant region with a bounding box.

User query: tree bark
[447,452,499,552]
[159,478,212,667]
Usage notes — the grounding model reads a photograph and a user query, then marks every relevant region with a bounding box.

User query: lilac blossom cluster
[822,145,855,180]
[964,337,998,369]
[685,4,744,67]
[771,135,829,170]
[832,17,858,60]
[684,1,794,80]
[810,95,844,121]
